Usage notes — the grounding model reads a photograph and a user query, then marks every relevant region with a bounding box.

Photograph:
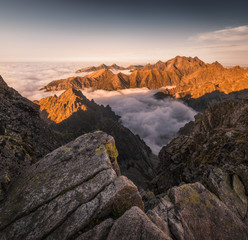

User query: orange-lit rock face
[35,88,88,123]
[42,56,248,99]
[164,62,248,98]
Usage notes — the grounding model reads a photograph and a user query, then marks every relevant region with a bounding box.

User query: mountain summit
[34,88,89,123]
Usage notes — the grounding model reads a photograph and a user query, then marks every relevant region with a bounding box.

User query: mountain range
[75,63,143,73]
[41,56,248,101]
[1,74,248,239]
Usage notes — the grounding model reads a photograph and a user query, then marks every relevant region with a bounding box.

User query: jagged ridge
[42,56,248,99]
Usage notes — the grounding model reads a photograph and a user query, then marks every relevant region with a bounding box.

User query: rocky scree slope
[35,88,156,189]
[0,76,63,200]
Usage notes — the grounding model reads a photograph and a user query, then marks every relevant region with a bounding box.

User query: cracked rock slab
[0,131,143,240]
[149,182,248,240]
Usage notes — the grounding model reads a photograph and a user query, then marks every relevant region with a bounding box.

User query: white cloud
[194,25,248,42]
[81,88,196,154]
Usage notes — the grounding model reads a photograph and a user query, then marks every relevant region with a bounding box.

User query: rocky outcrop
[0,131,144,240]
[154,101,248,192]
[147,182,248,240]
[0,76,63,195]
[35,88,156,189]
[1,130,247,239]
[34,88,118,124]
[152,100,248,236]
[41,56,248,97]
[108,206,171,240]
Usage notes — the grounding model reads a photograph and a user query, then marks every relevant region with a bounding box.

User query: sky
[1,0,248,65]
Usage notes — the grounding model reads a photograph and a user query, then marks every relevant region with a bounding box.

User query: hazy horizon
[1,0,248,65]
[0,58,247,68]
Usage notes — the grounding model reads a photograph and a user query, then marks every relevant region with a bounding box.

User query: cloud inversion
[81,88,197,154]
[1,62,197,154]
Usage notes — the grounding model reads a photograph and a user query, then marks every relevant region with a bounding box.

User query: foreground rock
[108,207,170,240]
[147,182,248,240]
[0,132,144,240]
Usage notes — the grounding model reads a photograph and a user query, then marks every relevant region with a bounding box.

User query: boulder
[107,207,171,240]
[0,131,144,240]
[149,182,248,240]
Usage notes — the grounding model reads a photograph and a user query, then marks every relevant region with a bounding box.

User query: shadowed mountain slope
[0,76,64,199]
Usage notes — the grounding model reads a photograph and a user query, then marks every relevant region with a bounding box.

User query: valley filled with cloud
[0,62,196,154]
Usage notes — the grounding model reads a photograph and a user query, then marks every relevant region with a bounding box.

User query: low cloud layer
[0,62,132,100]
[0,62,88,100]
[81,88,197,154]
[0,62,197,155]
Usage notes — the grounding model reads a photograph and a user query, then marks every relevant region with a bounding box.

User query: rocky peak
[166,56,207,69]
[211,61,224,68]
[87,68,114,78]
[0,75,8,89]
[35,88,90,123]
[110,63,124,70]
[99,63,108,69]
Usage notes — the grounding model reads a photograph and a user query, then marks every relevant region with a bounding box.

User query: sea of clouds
[81,88,196,154]
[0,62,197,154]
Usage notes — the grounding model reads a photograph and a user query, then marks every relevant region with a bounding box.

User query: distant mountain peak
[212,61,223,67]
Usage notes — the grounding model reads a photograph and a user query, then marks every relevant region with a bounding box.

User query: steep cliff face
[35,88,156,188]
[0,76,63,193]
[41,56,248,97]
